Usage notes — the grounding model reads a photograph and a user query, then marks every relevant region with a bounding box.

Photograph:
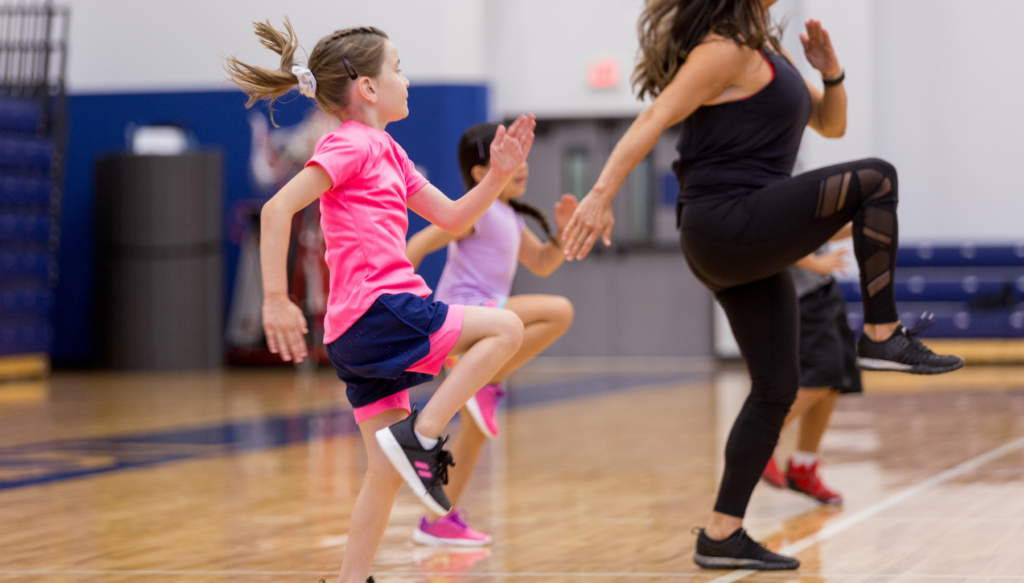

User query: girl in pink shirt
[226,20,534,583]
[406,123,576,546]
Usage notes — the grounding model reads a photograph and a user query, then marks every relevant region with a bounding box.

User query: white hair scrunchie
[291,65,317,98]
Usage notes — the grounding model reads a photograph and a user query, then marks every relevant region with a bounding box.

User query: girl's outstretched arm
[405,225,464,270]
[519,194,577,277]
[260,165,331,362]
[408,114,535,233]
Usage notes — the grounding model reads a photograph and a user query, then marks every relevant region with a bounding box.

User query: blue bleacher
[841,243,1024,339]
[0,253,52,280]
[0,325,52,356]
[1,11,66,362]
[0,289,54,317]
[0,137,54,169]
[0,97,42,133]
[0,177,51,205]
[0,214,51,242]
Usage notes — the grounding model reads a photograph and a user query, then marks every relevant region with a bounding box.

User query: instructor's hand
[561,191,614,261]
[263,294,309,363]
[801,19,841,78]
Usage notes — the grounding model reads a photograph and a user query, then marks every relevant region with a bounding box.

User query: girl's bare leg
[773,388,830,453]
[337,408,409,583]
[414,306,523,438]
[490,295,574,383]
[422,295,573,520]
[797,390,838,453]
[426,406,489,521]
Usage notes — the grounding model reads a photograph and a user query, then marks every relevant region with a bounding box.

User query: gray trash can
[95,151,223,369]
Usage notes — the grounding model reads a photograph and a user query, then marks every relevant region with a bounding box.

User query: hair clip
[342,58,358,80]
[477,138,486,160]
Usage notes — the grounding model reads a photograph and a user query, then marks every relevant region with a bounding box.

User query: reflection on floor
[0,362,1021,582]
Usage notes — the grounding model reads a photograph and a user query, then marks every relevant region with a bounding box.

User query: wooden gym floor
[0,360,1023,582]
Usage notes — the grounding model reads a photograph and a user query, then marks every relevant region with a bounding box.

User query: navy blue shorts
[327,293,464,409]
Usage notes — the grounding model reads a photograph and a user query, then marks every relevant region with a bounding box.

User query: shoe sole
[375,427,451,516]
[412,529,492,547]
[786,481,842,505]
[694,553,800,571]
[857,357,965,375]
[464,396,498,439]
[760,475,787,489]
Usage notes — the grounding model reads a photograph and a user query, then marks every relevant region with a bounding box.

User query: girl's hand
[561,190,615,261]
[262,294,309,362]
[553,194,578,231]
[801,19,841,78]
[489,114,537,177]
[805,248,850,275]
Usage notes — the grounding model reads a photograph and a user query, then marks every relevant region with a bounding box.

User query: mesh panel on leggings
[855,169,896,300]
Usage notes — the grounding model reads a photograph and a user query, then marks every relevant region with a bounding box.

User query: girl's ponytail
[508,199,559,246]
[226,18,389,126]
[225,18,301,125]
[458,122,559,246]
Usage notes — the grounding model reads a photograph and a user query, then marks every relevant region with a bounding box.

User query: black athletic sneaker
[375,408,455,515]
[693,528,799,570]
[856,315,964,375]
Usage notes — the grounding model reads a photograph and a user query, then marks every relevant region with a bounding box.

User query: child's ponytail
[458,122,560,245]
[508,199,559,245]
[226,18,390,126]
[224,18,301,125]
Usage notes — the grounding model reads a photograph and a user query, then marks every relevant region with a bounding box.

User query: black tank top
[674,50,812,201]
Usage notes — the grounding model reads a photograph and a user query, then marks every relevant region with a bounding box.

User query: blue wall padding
[54,85,487,365]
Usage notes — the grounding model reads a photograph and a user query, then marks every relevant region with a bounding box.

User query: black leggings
[679,158,899,518]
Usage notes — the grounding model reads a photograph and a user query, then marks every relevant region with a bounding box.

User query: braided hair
[457,122,558,245]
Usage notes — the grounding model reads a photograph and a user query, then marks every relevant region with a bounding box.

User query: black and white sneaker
[857,315,964,375]
[375,408,455,516]
[693,528,800,570]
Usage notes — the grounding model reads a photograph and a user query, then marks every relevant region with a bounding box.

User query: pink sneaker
[412,510,492,546]
[464,383,505,439]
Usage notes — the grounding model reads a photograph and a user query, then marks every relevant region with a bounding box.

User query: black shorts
[799,280,863,394]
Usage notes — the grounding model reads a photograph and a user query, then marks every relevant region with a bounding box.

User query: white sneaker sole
[857,356,964,375]
[694,552,799,570]
[412,528,492,547]
[374,427,451,516]
[464,396,498,439]
[856,357,913,372]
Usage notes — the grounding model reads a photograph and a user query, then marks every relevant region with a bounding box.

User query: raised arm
[561,40,749,260]
[406,225,462,270]
[408,114,535,234]
[260,165,332,362]
[794,19,846,138]
[518,194,576,276]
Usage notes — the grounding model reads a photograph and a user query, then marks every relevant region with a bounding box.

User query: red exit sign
[587,58,621,90]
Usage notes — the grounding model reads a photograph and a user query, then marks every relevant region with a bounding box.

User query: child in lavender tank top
[406,122,576,546]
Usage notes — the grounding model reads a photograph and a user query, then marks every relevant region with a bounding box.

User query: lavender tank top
[434,200,526,306]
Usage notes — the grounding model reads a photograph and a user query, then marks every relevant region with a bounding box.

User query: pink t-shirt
[306,120,432,343]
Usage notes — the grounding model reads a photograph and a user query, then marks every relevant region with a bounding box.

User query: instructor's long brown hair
[632,0,782,100]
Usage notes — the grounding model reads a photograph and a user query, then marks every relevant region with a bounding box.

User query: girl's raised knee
[553,296,575,326]
[498,310,525,349]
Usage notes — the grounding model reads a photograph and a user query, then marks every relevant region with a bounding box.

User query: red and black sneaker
[761,457,787,489]
[786,460,842,505]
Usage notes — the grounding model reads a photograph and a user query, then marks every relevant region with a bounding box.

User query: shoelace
[898,313,940,364]
[691,527,768,550]
[448,510,470,528]
[433,436,455,486]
